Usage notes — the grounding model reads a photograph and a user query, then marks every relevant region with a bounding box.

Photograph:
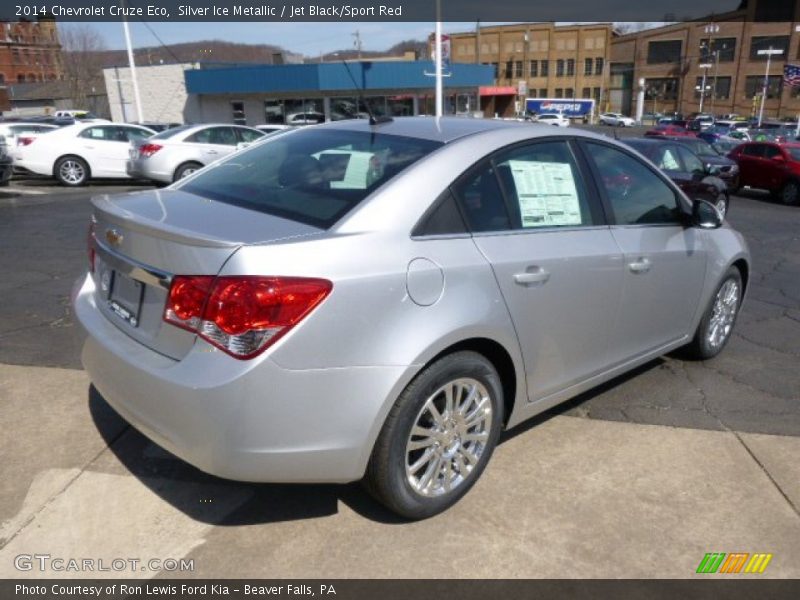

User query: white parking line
[2,187,48,195]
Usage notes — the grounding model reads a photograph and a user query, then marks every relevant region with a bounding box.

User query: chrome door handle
[628,257,651,273]
[514,268,550,286]
[206,150,218,155]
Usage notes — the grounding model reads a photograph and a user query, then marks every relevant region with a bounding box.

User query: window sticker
[507,160,582,227]
[315,149,375,189]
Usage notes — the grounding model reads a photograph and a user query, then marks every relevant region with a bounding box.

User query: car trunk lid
[90,188,323,360]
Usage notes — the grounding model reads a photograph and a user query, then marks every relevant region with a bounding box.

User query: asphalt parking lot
[1,174,799,579]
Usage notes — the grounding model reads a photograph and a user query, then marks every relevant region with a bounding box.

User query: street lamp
[757,47,783,128]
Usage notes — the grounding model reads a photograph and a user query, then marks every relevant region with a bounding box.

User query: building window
[539,88,548,97]
[556,59,564,77]
[504,61,513,79]
[750,36,789,60]
[231,101,246,125]
[595,57,604,75]
[745,75,783,99]
[694,76,732,100]
[514,61,523,78]
[593,87,601,101]
[529,60,538,78]
[555,88,563,98]
[699,38,736,63]
[582,87,590,98]
[12,49,19,63]
[566,59,575,77]
[0,74,4,84]
[565,88,574,98]
[645,78,679,101]
[264,99,285,124]
[17,74,24,83]
[540,60,549,77]
[647,40,682,64]
[584,58,593,76]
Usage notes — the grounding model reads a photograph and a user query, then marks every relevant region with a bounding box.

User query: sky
[62,22,486,56]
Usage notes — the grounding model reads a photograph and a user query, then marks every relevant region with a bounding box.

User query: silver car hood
[92,188,323,248]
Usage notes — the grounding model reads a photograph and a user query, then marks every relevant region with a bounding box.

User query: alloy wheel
[706,279,739,350]
[59,160,85,184]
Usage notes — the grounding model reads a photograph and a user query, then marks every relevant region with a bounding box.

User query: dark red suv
[728,142,800,205]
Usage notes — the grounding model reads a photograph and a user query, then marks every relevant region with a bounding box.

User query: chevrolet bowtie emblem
[105,228,123,246]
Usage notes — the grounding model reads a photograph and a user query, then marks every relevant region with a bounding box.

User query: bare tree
[60,25,106,108]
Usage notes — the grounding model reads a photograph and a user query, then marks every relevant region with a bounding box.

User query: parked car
[599,113,636,127]
[665,136,740,193]
[130,121,182,133]
[624,138,730,217]
[0,122,59,160]
[255,124,297,135]
[13,123,156,186]
[645,124,696,138]
[533,113,570,127]
[74,117,750,519]
[727,141,800,205]
[285,112,326,125]
[127,123,266,184]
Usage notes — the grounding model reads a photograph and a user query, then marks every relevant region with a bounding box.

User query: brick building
[0,19,63,86]
[610,0,800,119]
[449,23,615,117]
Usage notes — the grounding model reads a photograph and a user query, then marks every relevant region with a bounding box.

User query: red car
[728,142,800,205]
[645,124,697,138]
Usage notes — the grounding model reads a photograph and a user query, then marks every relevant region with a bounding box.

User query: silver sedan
[126,123,265,183]
[74,117,749,519]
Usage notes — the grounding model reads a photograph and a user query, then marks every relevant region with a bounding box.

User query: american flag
[784,64,800,87]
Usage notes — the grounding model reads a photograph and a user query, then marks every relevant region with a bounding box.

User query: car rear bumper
[72,273,414,483]
[126,159,172,184]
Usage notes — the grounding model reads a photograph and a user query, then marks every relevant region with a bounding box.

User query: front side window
[236,127,264,143]
[179,129,442,229]
[676,146,704,173]
[188,127,238,145]
[586,142,681,226]
[741,144,765,157]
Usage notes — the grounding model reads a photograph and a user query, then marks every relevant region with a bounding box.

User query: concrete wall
[103,63,201,123]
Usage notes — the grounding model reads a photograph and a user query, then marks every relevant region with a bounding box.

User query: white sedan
[599,113,636,127]
[14,122,155,186]
[533,113,570,127]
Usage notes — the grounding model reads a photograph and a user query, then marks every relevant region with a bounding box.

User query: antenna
[338,58,392,125]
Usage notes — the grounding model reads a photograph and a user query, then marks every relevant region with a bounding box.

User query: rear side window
[493,140,599,228]
[586,142,681,226]
[451,164,511,232]
[236,128,264,143]
[180,129,442,229]
[763,145,782,159]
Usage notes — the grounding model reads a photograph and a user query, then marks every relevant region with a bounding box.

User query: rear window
[179,128,442,229]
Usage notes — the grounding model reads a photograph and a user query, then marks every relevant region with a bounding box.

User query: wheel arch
[731,257,749,294]
[172,160,204,182]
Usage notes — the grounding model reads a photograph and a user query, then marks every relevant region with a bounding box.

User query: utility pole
[121,8,143,123]
[352,30,362,60]
[757,47,783,127]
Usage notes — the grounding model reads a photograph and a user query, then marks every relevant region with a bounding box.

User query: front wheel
[779,180,799,206]
[682,267,743,360]
[365,351,504,520]
[714,193,729,219]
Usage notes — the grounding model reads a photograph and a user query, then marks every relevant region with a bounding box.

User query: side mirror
[705,164,722,175]
[693,199,723,229]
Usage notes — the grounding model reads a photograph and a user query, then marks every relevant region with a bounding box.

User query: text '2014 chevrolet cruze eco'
[73,117,750,519]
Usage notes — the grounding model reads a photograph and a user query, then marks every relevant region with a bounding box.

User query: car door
[457,139,624,402]
[76,126,124,176]
[736,143,765,188]
[581,140,707,363]
[761,144,788,192]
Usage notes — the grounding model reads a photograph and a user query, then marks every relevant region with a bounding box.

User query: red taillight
[138,143,163,158]
[164,276,332,359]
[87,219,96,273]
[17,136,35,146]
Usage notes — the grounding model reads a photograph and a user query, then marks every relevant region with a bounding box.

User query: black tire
[682,266,743,360]
[173,161,203,182]
[714,193,730,219]
[54,156,89,186]
[365,351,504,520]
[779,180,800,206]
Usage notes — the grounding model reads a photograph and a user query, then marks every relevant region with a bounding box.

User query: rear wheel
[779,180,799,206]
[682,267,742,360]
[55,156,89,186]
[365,351,504,520]
[173,161,203,182]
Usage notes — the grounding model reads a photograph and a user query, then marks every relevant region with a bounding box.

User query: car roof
[319,116,538,143]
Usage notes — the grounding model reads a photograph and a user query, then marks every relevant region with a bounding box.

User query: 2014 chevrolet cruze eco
[73,118,750,519]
